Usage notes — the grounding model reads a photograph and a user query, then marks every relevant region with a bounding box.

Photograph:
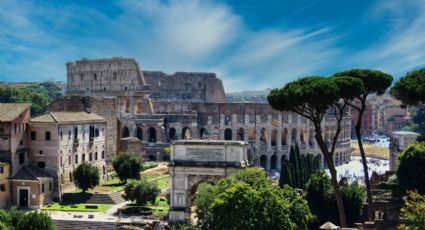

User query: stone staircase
[54,220,117,230]
[62,191,125,205]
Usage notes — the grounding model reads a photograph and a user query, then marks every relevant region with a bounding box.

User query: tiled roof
[31,111,105,124]
[11,165,55,181]
[0,103,30,122]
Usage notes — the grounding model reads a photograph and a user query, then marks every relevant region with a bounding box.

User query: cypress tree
[279,160,293,187]
[295,144,302,188]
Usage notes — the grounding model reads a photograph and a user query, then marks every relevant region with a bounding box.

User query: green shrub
[16,211,55,230]
[397,143,425,194]
[124,178,160,206]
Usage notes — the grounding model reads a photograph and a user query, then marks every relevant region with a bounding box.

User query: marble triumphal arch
[168,140,249,223]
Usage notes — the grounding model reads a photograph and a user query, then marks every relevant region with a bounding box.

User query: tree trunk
[315,134,347,227]
[355,110,374,221]
[327,156,347,227]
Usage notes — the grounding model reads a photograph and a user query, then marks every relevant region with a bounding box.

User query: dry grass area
[351,142,389,159]
[142,163,169,177]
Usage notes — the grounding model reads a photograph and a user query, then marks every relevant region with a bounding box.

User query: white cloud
[3,0,425,91]
[352,0,425,76]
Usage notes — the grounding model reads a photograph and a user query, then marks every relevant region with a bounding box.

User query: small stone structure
[120,137,145,158]
[168,140,249,223]
[389,131,420,171]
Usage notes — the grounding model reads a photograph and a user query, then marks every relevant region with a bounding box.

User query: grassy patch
[146,175,170,190]
[125,196,169,218]
[42,203,112,212]
[352,143,389,159]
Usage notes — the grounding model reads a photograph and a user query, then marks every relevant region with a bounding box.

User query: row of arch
[122,126,194,143]
[259,154,323,170]
[122,126,318,146]
[223,127,315,147]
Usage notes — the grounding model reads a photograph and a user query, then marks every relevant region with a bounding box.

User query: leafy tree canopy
[123,178,159,206]
[195,168,313,230]
[392,69,425,106]
[413,106,425,134]
[306,171,365,227]
[333,69,393,96]
[0,82,62,115]
[397,142,425,194]
[112,152,144,183]
[0,209,55,230]
[399,191,425,230]
[73,162,100,192]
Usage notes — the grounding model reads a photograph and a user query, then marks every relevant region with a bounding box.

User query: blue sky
[1,0,425,92]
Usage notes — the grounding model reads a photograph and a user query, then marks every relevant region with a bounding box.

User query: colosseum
[51,57,352,171]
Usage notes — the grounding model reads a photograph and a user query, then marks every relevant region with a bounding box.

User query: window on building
[68,130,71,139]
[89,153,92,161]
[94,73,97,80]
[49,182,52,191]
[102,151,105,159]
[68,156,71,165]
[19,140,23,146]
[19,152,25,164]
[39,150,43,155]
[80,74,83,80]
[82,154,85,162]
[31,131,36,140]
[37,161,45,169]
[69,172,73,182]
[75,155,78,164]
[0,166,3,174]
[95,152,98,161]
[45,131,51,141]
[41,184,45,193]
[0,184,5,192]
[60,131,63,140]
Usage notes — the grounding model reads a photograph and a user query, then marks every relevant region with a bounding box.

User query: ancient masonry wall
[66,57,149,96]
[143,71,226,103]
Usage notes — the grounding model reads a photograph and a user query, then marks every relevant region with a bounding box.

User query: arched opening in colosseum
[270,155,277,170]
[169,128,177,141]
[147,155,157,161]
[260,155,267,169]
[224,128,232,140]
[281,128,288,146]
[300,128,306,145]
[122,127,130,138]
[291,128,297,145]
[182,127,192,140]
[136,127,143,140]
[199,128,208,139]
[124,99,130,113]
[148,127,157,142]
[136,101,144,114]
[248,128,255,141]
[237,128,244,141]
[259,128,267,152]
[309,129,314,146]
[225,116,231,126]
[271,129,278,147]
